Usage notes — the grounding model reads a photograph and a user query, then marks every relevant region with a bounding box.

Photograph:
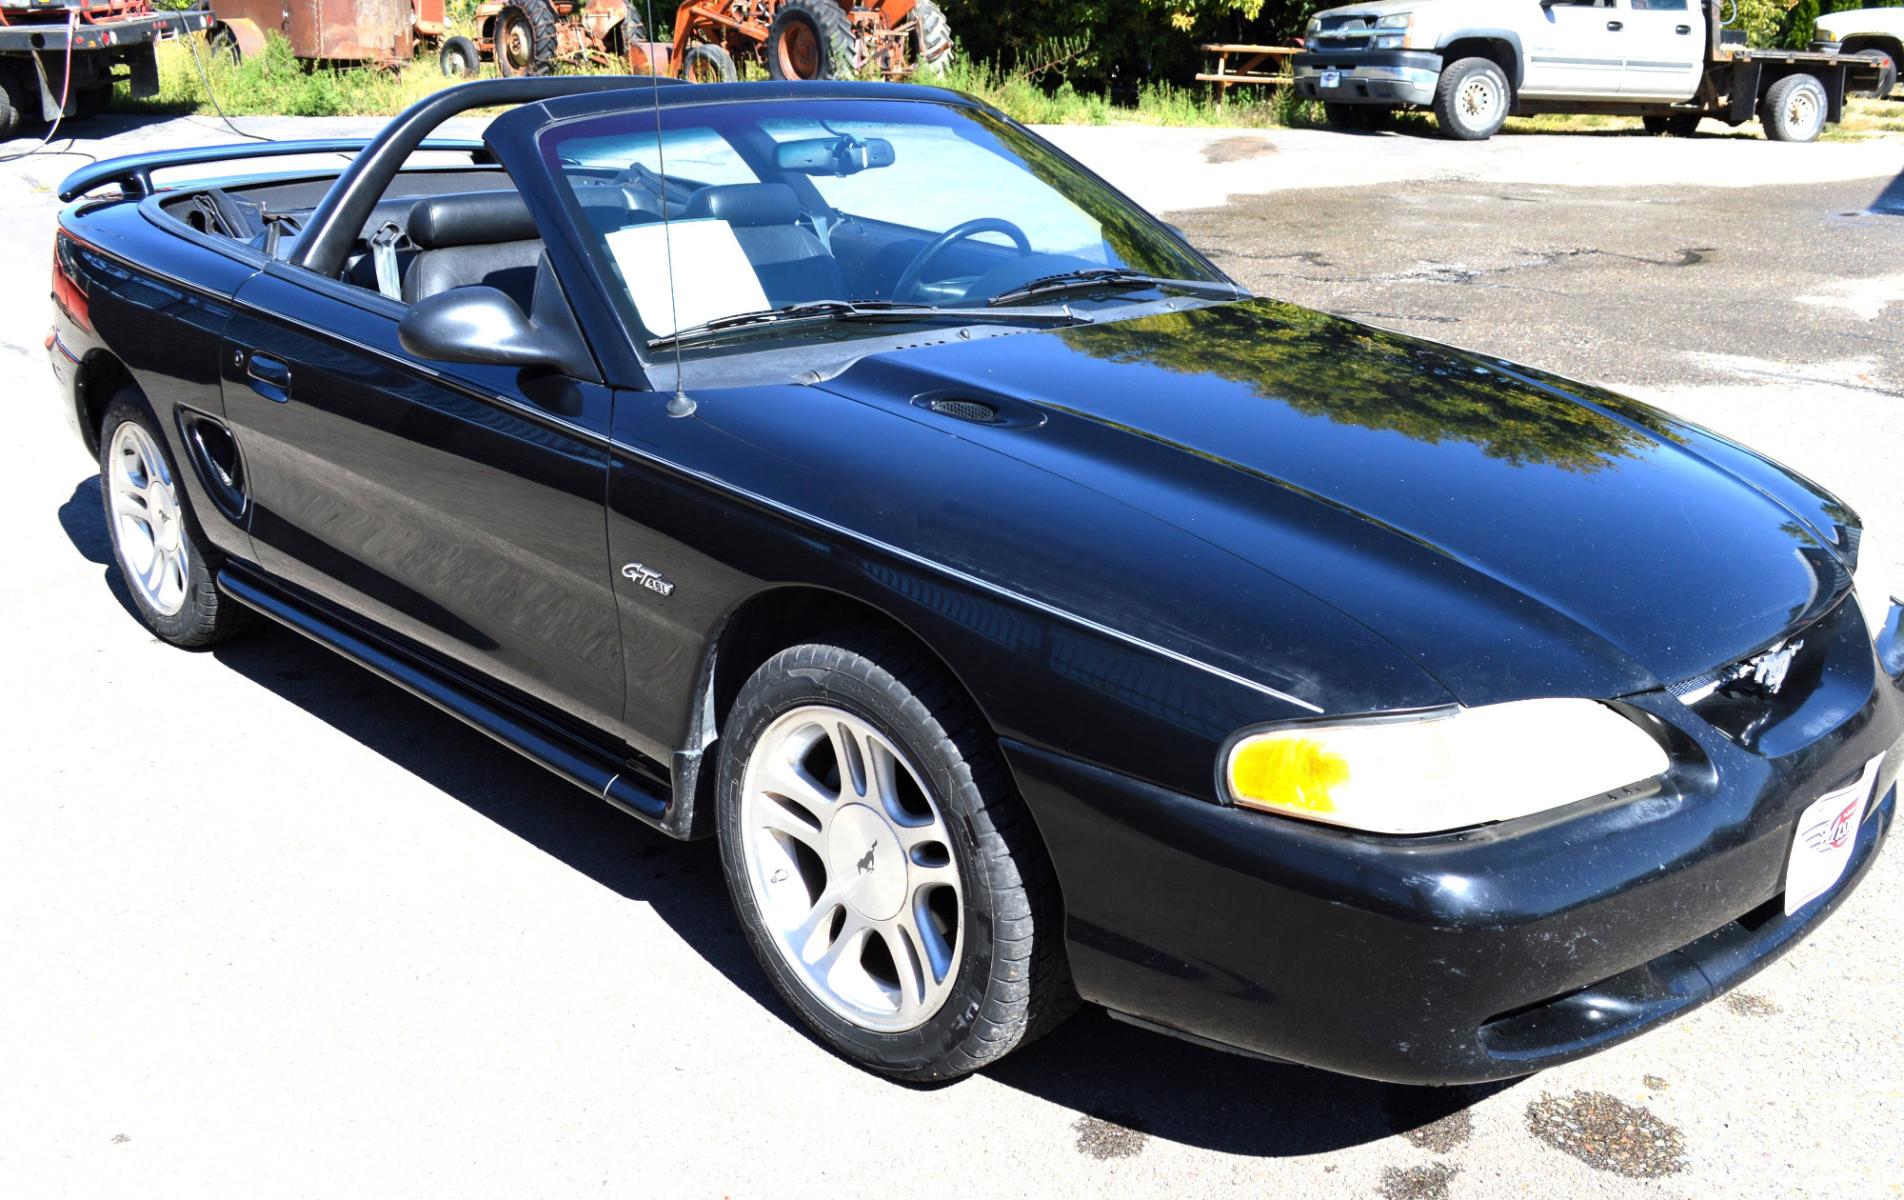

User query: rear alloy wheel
[1759,73,1827,142]
[717,635,1074,1080]
[493,0,558,77]
[98,393,248,648]
[439,35,481,78]
[682,41,737,83]
[765,0,856,81]
[1434,56,1511,140]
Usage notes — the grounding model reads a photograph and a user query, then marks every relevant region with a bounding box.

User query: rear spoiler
[58,138,491,203]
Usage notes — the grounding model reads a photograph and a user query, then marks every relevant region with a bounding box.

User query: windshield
[540,98,1226,348]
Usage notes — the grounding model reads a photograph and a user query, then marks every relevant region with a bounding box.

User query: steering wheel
[893,218,1033,301]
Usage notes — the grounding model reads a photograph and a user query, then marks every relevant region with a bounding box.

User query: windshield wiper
[988,269,1247,308]
[649,299,1090,350]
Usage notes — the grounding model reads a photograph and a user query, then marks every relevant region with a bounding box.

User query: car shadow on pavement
[1872,168,1904,215]
[60,472,1514,1158]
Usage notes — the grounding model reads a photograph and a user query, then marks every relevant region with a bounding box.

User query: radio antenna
[643,0,694,417]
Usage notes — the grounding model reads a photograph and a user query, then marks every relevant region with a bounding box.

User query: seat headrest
[407,190,538,249]
[683,183,800,227]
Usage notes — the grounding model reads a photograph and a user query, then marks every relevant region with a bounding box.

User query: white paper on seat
[603,218,769,338]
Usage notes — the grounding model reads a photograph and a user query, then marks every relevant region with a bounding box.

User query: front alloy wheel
[716,634,1074,1080]
[739,706,963,1031]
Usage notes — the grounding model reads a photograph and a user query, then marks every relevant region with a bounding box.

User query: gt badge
[621,562,675,597]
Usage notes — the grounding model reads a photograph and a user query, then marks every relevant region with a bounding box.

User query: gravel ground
[2,114,1901,1200]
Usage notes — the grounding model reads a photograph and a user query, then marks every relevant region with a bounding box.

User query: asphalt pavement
[3,113,1901,1200]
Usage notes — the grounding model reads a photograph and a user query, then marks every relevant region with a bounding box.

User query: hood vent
[927,398,998,424]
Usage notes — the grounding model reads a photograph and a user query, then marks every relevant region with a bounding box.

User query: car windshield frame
[530,94,1234,366]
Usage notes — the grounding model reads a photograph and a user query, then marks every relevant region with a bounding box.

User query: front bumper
[1293,50,1443,107]
[1008,599,1904,1084]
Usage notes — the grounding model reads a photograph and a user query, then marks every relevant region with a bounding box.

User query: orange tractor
[469,0,953,83]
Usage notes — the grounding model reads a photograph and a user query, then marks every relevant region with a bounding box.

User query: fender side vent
[927,398,997,424]
[179,410,248,522]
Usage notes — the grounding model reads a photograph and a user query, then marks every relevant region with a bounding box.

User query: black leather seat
[401,191,545,309]
[683,183,846,305]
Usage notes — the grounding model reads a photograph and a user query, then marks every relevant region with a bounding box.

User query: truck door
[1616,0,1705,98]
[1521,0,1627,97]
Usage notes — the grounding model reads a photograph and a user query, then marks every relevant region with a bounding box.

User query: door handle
[1675,23,1691,33]
[245,352,291,402]
[1606,19,1623,30]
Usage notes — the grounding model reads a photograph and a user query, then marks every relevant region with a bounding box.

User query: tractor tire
[1641,113,1701,136]
[439,35,481,78]
[494,0,559,77]
[912,0,954,77]
[1433,56,1511,140]
[683,42,738,83]
[766,0,857,81]
[1759,73,1827,142]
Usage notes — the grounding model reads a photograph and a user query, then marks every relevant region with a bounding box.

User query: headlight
[1373,33,1405,48]
[1376,12,1412,27]
[1223,699,1669,835]
[1853,525,1901,642]
[1307,17,1322,34]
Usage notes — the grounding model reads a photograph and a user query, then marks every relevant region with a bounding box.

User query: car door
[1616,0,1705,98]
[1522,0,1628,96]
[218,261,628,736]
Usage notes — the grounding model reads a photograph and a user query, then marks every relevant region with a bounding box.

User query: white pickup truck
[1292,0,1892,141]
[1814,7,1901,97]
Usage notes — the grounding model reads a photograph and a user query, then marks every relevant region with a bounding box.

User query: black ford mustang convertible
[48,77,1903,1085]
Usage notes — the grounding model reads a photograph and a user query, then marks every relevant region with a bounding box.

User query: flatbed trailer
[0,0,208,138]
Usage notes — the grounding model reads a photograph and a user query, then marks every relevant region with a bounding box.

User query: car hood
[816,299,1854,708]
[1310,0,1429,23]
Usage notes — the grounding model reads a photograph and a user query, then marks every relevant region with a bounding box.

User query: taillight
[51,233,91,333]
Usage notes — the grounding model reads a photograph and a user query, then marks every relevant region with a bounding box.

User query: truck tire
[1854,49,1897,99]
[1434,57,1511,140]
[1642,113,1701,136]
[0,73,23,140]
[438,35,480,78]
[1325,102,1391,132]
[1759,73,1827,142]
[912,0,954,77]
[766,0,857,81]
[682,42,737,83]
[494,0,559,77]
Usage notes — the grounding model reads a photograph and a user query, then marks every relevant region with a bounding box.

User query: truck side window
[1629,0,1689,9]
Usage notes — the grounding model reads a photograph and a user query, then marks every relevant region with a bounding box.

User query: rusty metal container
[208,0,447,66]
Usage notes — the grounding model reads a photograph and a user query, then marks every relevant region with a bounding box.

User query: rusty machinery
[469,0,953,83]
[203,0,463,69]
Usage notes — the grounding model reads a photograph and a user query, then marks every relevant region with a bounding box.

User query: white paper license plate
[1785,754,1884,915]
[1320,69,1342,88]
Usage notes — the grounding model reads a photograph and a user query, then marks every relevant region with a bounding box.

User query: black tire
[75,83,113,119]
[682,41,737,83]
[1641,112,1701,136]
[1853,49,1897,99]
[438,34,480,78]
[912,0,953,77]
[715,632,1075,1081]
[1323,102,1391,132]
[208,25,242,65]
[766,0,857,81]
[493,0,559,77]
[1759,73,1828,142]
[97,392,249,648]
[1433,56,1511,141]
[0,71,23,141]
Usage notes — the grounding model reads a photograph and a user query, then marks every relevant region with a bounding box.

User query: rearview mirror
[774,135,896,176]
[397,286,586,375]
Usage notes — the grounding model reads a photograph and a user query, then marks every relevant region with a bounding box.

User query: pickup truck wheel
[98,393,250,648]
[716,633,1075,1080]
[1324,102,1391,132]
[1434,57,1510,140]
[1642,113,1701,136]
[1854,50,1897,99]
[1759,73,1827,142]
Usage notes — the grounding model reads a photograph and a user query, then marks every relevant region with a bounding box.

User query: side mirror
[397,286,585,375]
